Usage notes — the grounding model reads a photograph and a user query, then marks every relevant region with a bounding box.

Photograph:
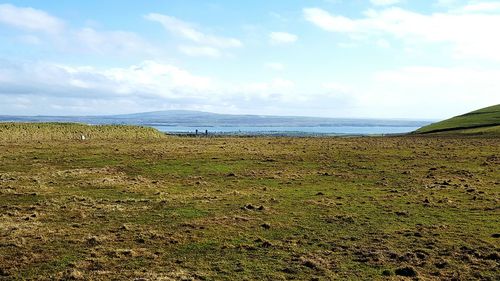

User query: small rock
[302,259,318,269]
[244,204,255,210]
[261,241,273,248]
[282,267,299,274]
[120,224,130,231]
[395,211,409,217]
[234,263,244,272]
[261,223,271,230]
[435,261,448,269]
[64,269,84,280]
[86,236,100,247]
[395,266,417,277]
[0,268,9,276]
[382,269,393,276]
[485,252,500,261]
[415,250,427,259]
[120,249,135,257]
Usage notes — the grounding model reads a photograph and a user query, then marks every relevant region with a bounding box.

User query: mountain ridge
[0,110,431,128]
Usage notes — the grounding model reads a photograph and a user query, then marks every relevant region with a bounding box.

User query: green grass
[452,125,500,135]
[415,104,500,135]
[0,122,165,142]
[0,124,499,280]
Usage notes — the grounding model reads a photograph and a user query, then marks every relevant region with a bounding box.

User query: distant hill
[414,104,500,135]
[0,110,430,128]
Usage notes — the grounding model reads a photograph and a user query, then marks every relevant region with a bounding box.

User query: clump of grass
[0,122,165,142]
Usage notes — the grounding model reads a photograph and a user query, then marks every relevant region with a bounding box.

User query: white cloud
[178,46,222,58]
[270,78,295,89]
[2,59,349,117]
[3,59,497,119]
[376,38,391,48]
[73,28,155,56]
[304,8,357,32]
[16,35,42,45]
[99,61,213,92]
[240,78,294,93]
[0,3,64,34]
[0,59,301,115]
[370,0,401,6]
[322,82,352,93]
[454,2,500,13]
[269,12,288,22]
[0,60,213,100]
[304,5,500,61]
[358,66,500,118]
[295,66,500,119]
[233,78,297,103]
[0,59,226,115]
[373,66,500,90]
[265,62,285,71]
[436,0,457,7]
[145,13,242,48]
[269,32,298,45]
[0,4,154,57]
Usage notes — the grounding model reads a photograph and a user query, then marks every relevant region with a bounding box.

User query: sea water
[152,126,421,136]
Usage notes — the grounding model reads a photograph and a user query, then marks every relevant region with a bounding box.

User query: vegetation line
[416,124,500,134]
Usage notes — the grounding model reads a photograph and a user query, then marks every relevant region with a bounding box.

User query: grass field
[415,104,500,135]
[0,125,499,280]
[0,123,164,142]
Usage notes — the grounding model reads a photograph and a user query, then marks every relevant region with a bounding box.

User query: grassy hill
[0,122,165,142]
[415,104,500,135]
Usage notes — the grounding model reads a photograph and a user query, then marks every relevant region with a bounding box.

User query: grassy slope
[415,104,500,135]
[0,122,165,142]
[0,126,499,280]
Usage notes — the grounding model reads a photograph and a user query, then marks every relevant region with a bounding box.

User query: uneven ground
[0,135,499,280]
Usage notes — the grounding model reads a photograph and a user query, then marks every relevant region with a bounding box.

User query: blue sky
[0,0,499,119]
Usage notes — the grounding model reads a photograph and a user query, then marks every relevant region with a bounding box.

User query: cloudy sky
[0,0,499,119]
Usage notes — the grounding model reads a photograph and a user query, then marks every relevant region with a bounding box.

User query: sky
[0,0,499,119]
